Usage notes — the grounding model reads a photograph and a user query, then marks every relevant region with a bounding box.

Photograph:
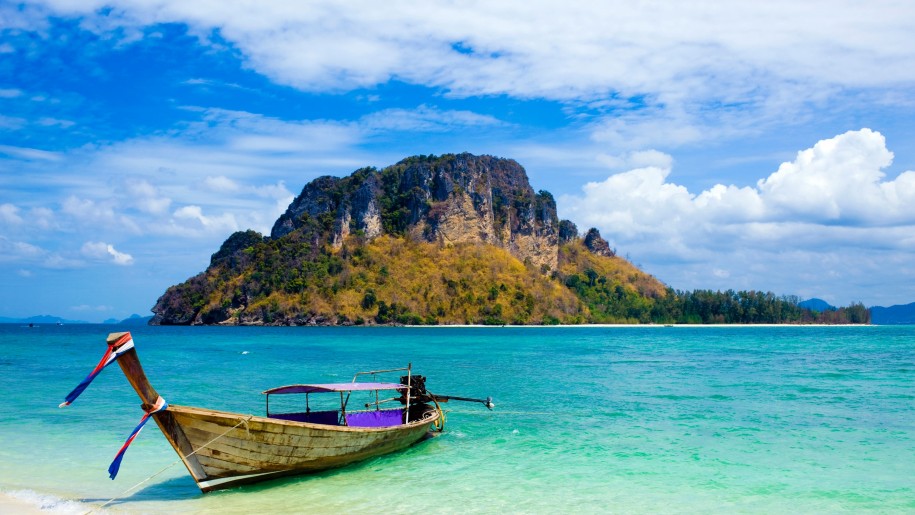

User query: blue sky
[2,1,915,321]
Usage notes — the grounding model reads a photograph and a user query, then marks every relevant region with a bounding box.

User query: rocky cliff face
[149,153,670,326]
[271,153,561,270]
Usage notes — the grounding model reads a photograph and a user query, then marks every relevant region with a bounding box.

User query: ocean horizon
[1,324,912,513]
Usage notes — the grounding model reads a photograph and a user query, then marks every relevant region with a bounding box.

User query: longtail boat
[60,332,493,492]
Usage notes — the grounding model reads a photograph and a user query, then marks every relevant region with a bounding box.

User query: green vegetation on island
[151,153,869,326]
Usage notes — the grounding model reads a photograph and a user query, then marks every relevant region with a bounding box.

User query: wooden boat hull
[160,405,437,492]
[104,332,440,492]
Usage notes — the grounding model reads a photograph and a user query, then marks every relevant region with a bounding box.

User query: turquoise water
[1,325,913,513]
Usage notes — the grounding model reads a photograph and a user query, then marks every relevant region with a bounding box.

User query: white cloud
[42,254,85,269]
[0,203,23,225]
[81,241,134,266]
[251,180,291,199]
[0,117,26,130]
[0,107,367,280]
[361,105,507,132]
[29,207,57,230]
[8,0,913,181]
[108,245,134,266]
[0,237,45,262]
[596,150,674,172]
[61,196,113,221]
[566,129,915,232]
[123,179,172,214]
[0,144,62,160]
[170,205,239,235]
[36,117,75,128]
[0,88,22,98]
[561,129,915,303]
[756,129,909,224]
[589,109,708,149]
[565,166,694,238]
[30,1,915,108]
[203,175,240,193]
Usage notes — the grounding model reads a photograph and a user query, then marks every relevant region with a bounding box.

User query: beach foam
[2,490,95,514]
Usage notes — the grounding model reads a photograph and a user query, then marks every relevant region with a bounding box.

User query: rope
[86,415,253,514]
[430,395,446,432]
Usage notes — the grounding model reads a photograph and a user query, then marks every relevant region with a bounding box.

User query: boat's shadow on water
[81,452,417,509]
[79,476,202,507]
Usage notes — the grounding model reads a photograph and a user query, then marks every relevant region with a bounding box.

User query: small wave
[3,489,93,514]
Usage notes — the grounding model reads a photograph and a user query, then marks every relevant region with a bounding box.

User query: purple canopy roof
[263,382,407,395]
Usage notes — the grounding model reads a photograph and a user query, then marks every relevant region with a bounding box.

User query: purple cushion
[345,409,403,427]
[271,410,340,425]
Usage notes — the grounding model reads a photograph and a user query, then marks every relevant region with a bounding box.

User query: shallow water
[1,325,913,513]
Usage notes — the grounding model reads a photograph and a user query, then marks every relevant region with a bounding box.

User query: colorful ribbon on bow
[108,395,168,480]
[59,332,135,408]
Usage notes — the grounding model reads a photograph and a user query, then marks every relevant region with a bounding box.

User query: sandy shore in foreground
[0,493,47,514]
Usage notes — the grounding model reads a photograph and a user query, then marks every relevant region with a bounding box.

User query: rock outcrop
[271,154,561,270]
[584,228,615,257]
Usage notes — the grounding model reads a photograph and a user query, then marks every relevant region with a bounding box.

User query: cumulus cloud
[561,129,915,303]
[169,205,239,235]
[81,241,134,266]
[565,129,915,232]
[755,129,914,224]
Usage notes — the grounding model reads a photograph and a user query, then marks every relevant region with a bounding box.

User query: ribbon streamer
[108,396,168,480]
[60,333,134,408]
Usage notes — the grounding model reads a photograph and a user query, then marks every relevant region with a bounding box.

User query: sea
[0,324,912,514]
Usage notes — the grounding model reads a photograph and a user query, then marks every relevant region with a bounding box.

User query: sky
[2,1,915,322]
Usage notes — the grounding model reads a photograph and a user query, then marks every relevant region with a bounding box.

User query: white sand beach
[1,492,47,514]
[0,490,91,514]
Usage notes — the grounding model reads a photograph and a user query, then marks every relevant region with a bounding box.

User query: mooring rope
[87,415,253,514]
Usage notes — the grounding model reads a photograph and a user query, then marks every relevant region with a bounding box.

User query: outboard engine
[399,374,432,403]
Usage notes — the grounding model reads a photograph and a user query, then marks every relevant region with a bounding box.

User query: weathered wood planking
[109,332,439,492]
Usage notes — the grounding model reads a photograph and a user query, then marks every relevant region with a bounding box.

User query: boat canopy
[263,382,407,395]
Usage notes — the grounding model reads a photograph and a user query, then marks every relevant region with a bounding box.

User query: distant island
[798,298,835,312]
[149,153,870,326]
[0,315,88,325]
[105,314,155,325]
[870,302,915,325]
[0,314,153,325]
